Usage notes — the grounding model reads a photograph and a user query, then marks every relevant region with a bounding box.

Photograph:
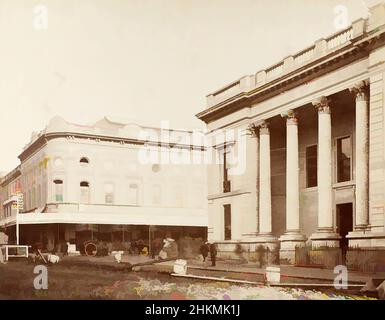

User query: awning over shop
[14,206,208,227]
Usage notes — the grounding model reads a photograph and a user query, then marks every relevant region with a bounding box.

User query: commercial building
[0,116,208,253]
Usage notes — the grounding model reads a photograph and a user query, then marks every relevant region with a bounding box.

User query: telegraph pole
[15,192,23,246]
[16,205,19,245]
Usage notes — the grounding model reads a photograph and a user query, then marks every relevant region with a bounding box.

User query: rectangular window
[80,182,90,204]
[224,204,231,240]
[54,180,63,202]
[37,185,41,208]
[306,145,318,188]
[128,184,139,205]
[28,190,32,208]
[336,136,352,183]
[152,185,161,205]
[174,185,183,207]
[104,183,114,204]
[222,150,231,193]
[22,192,26,212]
[32,187,36,208]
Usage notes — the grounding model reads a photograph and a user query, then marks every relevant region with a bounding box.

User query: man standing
[0,232,9,264]
[199,241,209,263]
[209,242,217,267]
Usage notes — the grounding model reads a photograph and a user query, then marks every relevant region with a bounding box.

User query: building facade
[0,116,208,253]
[197,4,385,269]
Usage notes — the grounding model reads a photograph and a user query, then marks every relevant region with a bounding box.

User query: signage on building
[16,192,24,211]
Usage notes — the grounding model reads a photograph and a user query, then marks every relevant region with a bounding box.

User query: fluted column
[279,110,306,263]
[242,123,260,239]
[252,120,278,254]
[285,111,301,232]
[350,80,369,230]
[259,121,273,235]
[316,97,333,230]
[310,97,340,247]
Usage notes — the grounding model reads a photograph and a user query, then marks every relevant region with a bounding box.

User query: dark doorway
[336,203,353,260]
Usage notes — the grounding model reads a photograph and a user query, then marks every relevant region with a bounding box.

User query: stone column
[259,121,272,235]
[242,123,260,240]
[310,97,340,248]
[347,80,371,248]
[279,110,306,263]
[350,81,369,229]
[256,121,278,249]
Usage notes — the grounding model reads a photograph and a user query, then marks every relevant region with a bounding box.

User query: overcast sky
[0,0,373,173]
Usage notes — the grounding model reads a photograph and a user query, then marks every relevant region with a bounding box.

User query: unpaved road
[0,261,375,300]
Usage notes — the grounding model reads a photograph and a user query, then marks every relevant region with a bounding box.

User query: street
[0,261,375,300]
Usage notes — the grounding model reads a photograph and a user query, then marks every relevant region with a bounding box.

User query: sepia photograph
[0,0,385,309]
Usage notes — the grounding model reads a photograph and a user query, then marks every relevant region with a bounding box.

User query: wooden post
[16,204,19,246]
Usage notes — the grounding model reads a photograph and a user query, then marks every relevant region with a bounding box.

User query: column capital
[247,120,269,136]
[349,80,369,102]
[247,123,259,138]
[259,120,269,135]
[312,96,331,114]
[281,109,298,125]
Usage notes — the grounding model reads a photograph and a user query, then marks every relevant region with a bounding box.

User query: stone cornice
[0,167,21,187]
[18,131,206,163]
[196,25,385,124]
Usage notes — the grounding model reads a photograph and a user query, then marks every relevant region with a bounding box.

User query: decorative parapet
[266,62,284,80]
[206,75,255,107]
[0,166,21,188]
[294,46,315,66]
[368,2,385,32]
[206,79,241,107]
[205,17,368,108]
[326,26,353,50]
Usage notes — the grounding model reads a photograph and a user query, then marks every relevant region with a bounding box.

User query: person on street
[0,232,9,264]
[209,242,217,267]
[199,241,209,263]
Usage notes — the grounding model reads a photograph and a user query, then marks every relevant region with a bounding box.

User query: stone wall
[346,248,385,272]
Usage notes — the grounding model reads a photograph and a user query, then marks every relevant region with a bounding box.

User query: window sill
[301,186,318,193]
[301,181,355,193]
[333,181,355,189]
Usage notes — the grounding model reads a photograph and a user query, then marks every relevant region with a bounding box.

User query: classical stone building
[0,116,207,253]
[196,4,385,269]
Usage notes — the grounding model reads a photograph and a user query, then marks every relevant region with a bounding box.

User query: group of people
[199,241,217,266]
[0,232,9,264]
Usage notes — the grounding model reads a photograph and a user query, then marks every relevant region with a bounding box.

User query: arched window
[54,157,63,167]
[37,184,41,208]
[104,183,114,204]
[53,179,63,202]
[80,181,90,204]
[28,190,32,209]
[152,185,161,205]
[128,183,139,205]
[32,186,36,208]
[80,157,89,165]
[152,164,161,173]
[174,185,183,207]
